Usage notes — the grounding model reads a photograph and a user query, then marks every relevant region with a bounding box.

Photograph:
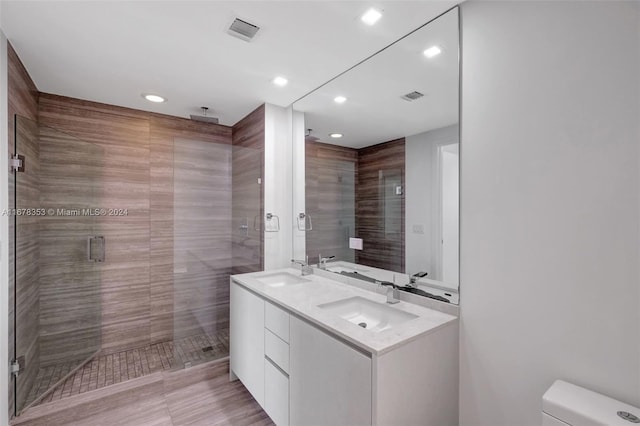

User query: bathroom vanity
[229,268,458,426]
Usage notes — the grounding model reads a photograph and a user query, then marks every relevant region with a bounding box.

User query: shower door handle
[87,236,105,262]
[239,217,249,237]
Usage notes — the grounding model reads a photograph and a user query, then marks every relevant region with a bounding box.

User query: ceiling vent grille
[401,91,425,101]
[227,18,260,42]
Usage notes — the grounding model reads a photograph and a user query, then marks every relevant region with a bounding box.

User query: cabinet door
[290,317,372,426]
[230,281,265,405]
[265,358,289,426]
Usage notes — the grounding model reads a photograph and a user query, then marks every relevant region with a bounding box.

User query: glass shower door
[173,137,233,368]
[13,116,102,414]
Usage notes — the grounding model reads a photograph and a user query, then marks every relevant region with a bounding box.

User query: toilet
[543,380,640,425]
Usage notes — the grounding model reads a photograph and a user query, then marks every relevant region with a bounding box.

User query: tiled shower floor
[25,330,229,408]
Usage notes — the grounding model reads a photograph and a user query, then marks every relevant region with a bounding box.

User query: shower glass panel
[14,116,102,414]
[305,144,355,263]
[231,143,263,274]
[173,138,232,368]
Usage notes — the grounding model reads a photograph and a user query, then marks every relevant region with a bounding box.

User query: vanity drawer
[265,357,289,426]
[265,301,290,342]
[265,328,289,374]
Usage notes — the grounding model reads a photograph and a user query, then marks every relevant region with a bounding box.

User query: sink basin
[254,272,311,288]
[318,296,417,332]
[326,266,358,274]
[325,262,370,275]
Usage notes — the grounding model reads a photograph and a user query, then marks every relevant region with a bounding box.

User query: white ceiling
[1,0,458,126]
[295,6,459,149]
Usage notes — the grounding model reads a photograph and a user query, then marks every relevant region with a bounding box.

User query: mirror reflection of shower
[293,7,460,303]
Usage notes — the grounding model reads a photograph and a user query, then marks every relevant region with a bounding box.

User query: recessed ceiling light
[143,94,166,103]
[361,8,382,26]
[334,96,347,104]
[273,76,288,87]
[423,46,442,58]
[329,133,343,138]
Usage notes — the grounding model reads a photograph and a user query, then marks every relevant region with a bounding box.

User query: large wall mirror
[292,7,459,304]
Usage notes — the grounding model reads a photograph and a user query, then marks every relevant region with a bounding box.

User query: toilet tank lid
[543,380,640,426]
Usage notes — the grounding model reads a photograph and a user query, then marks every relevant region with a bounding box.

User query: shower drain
[358,322,367,328]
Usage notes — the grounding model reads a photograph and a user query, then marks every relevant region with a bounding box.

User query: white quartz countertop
[231,268,457,356]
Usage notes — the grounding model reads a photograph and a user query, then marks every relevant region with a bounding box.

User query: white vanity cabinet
[289,316,372,426]
[229,282,265,406]
[231,280,291,426]
[264,301,291,426]
[230,278,458,426]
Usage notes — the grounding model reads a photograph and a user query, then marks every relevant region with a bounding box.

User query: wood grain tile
[8,47,257,420]
[148,115,232,345]
[305,141,358,263]
[231,105,264,275]
[173,137,232,364]
[356,138,406,272]
[163,359,274,426]
[13,359,270,426]
[38,94,152,356]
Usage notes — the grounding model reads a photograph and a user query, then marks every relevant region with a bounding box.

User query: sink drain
[358,322,367,328]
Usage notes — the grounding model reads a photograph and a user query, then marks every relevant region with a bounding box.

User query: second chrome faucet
[377,281,400,304]
[291,257,313,276]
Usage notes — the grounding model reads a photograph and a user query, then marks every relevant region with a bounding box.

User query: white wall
[405,124,458,280]
[291,110,306,262]
[460,2,640,425]
[264,103,293,270]
[441,143,459,285]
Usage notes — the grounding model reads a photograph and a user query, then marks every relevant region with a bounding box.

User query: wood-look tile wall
[37,123,103,368]
[173,137,232,356]
[356,138,406,272]
[7,44,262,417]
[38,94,152,356]
[37,94,234,358]
[231,105,264,275]
[148,116,232,345]
[8,42,40,417]
[305,141,357,263]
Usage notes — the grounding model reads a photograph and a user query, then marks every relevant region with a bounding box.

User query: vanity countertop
[231,268,457,356]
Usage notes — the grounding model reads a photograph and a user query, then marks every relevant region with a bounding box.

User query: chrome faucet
[378,281,400,304]
[408,271,428,288]
[291,257,313,276]
[318,254,336,270]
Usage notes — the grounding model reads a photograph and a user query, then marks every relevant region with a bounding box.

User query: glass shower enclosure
[11,115,102,415]
[172,137,232,367]
[10,115,262,416]
[171,135,263,367]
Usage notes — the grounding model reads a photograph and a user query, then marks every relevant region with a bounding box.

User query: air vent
[401,91,425,101]
[227,18,260,42]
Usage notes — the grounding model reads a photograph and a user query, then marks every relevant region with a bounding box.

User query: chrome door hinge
[11,355,25,377]
[10,154,25,173]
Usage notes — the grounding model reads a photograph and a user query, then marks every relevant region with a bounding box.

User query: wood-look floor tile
[12,359,270,426]
[164,362,273,426]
